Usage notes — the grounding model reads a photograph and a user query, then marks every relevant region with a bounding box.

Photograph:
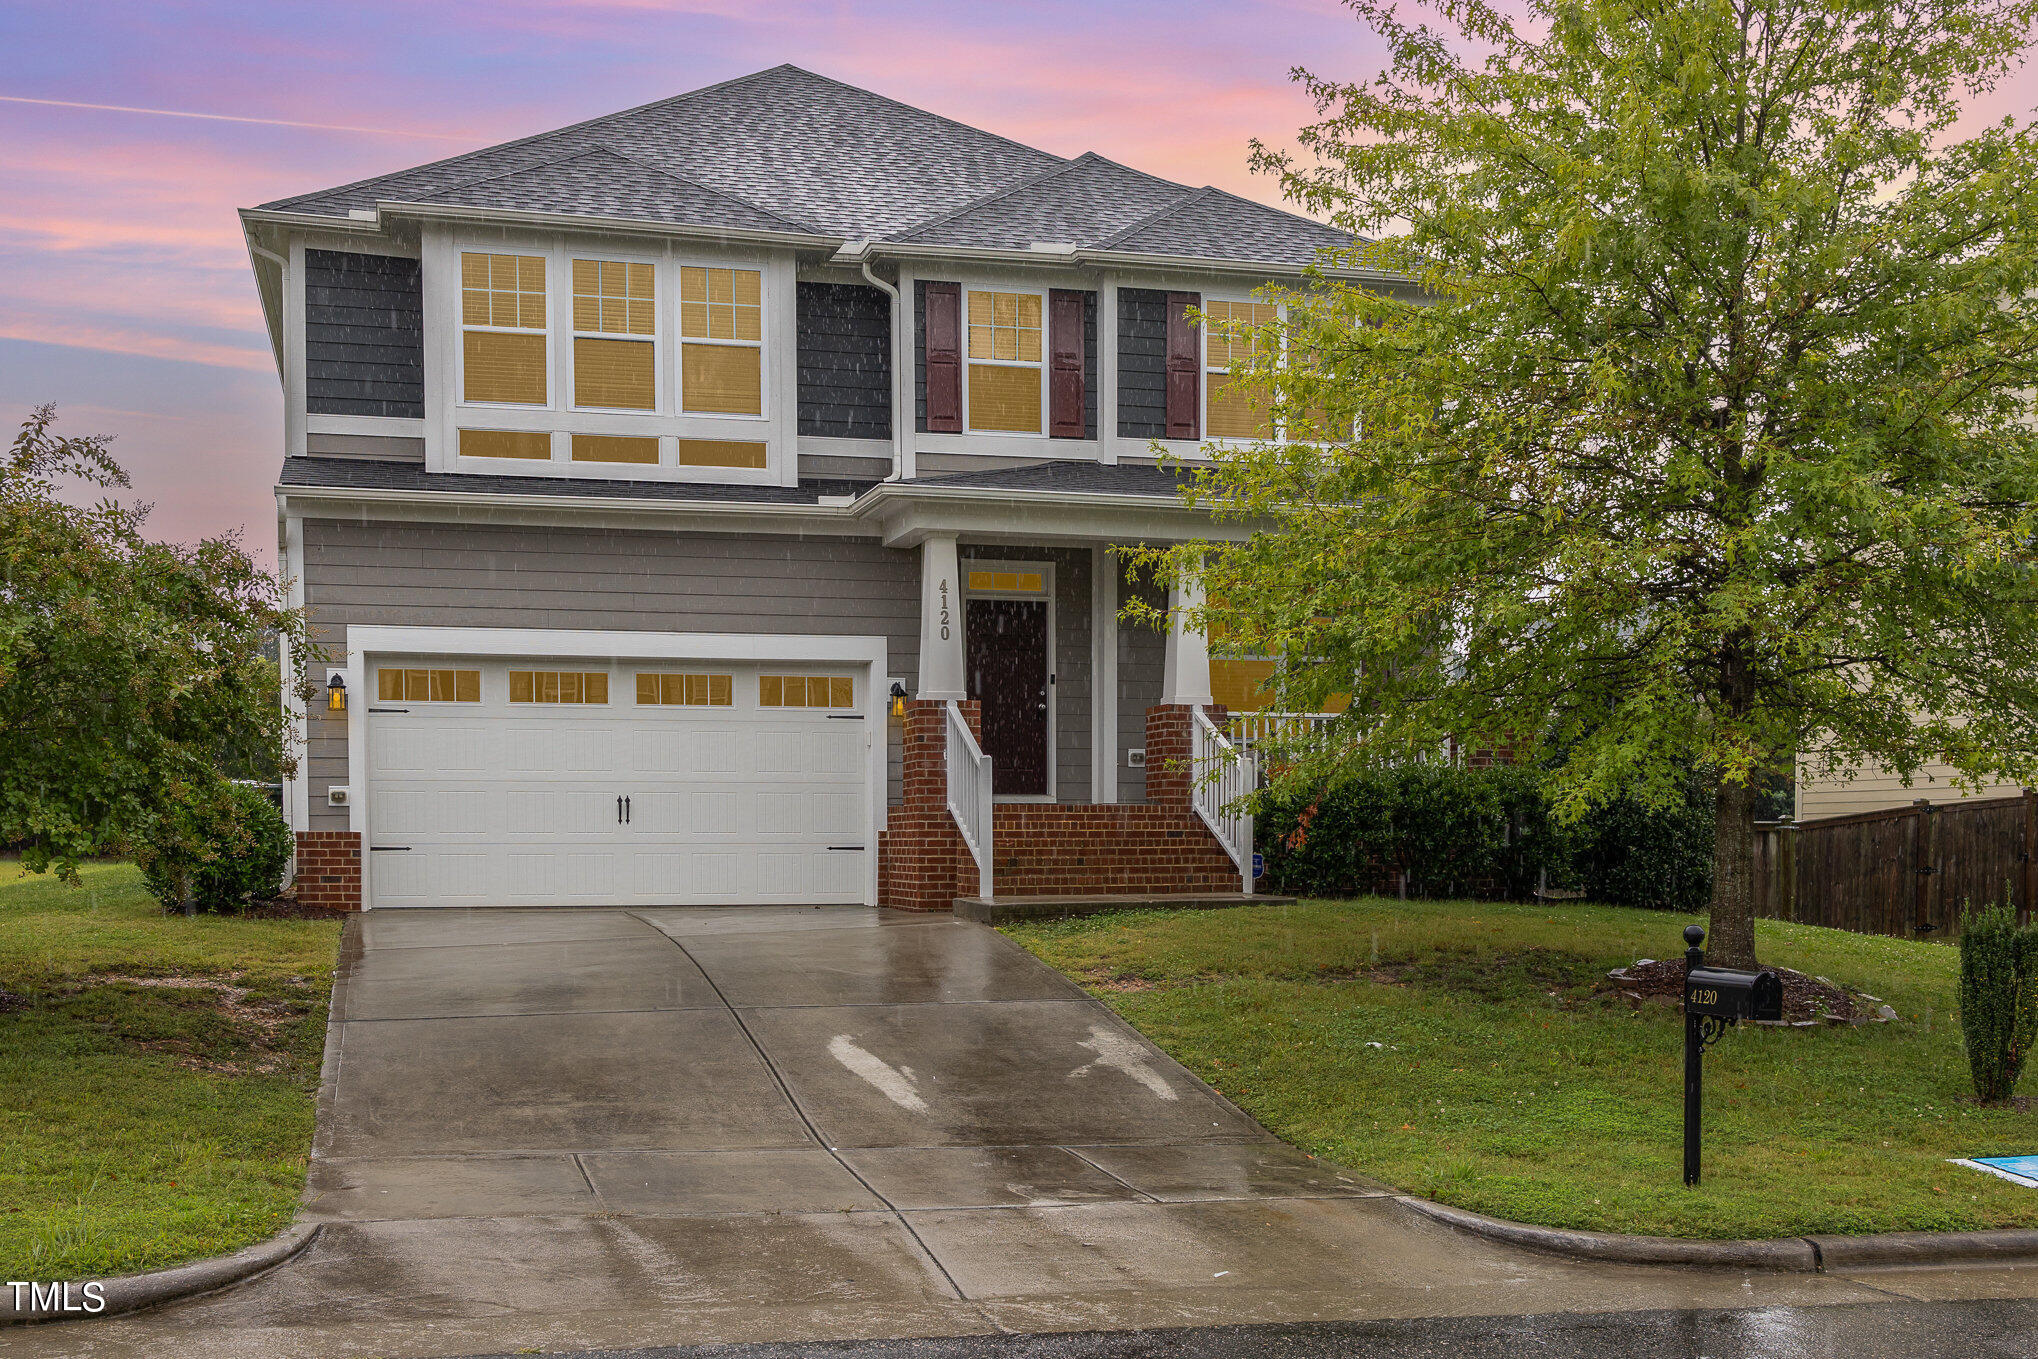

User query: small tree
[1958,897,2038,1103]
[0,406,313,890]
[1152,0,2038,965]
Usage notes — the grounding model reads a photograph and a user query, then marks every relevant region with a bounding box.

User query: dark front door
[967,598,1048,796]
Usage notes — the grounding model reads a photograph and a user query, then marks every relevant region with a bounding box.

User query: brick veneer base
[294,831,363,911]
[990,804,1242,896]
[877,699,984,912]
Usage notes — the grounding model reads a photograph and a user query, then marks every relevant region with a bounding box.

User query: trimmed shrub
[1958,896,2038,1104]
[1255,763,1714,908]
[139,780,294,914]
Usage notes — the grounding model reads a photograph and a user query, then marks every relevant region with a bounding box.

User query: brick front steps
[990,803,1244,897]
[954,892,1297,924]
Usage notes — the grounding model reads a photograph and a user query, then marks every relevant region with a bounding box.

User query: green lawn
[0,860,341,1279]
[1005,897,2038,1240]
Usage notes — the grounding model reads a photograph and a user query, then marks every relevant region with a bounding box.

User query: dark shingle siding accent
[304,250,423,419]
[796,282,892,440]
[1084,291,1098,441]
[914,279,929,434]
[1117,287,1168,439]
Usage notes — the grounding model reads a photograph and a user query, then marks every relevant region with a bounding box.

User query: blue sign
[1960,1155,2038,1188]
[1252,852,1264,880]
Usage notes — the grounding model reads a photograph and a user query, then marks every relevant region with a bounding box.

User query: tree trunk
[1708,775,1759,967]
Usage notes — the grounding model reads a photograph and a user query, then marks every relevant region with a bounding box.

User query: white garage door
[362,657,871,908]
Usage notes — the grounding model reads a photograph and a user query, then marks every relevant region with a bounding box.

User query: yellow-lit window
[377,668,481,703]
[507,670,610,704]
[1210,658,1279,713]
[1205,298,1279,440]
[573,258,656,411]
[966,290,1042,434]
[966,568,1045,595]
[635,672,733,706]
[758,675,855,709]
[571,434,659,465]
[675,439,767,469]
[461,253,547,405]
[459,429,551,460]
[680,266,763,416]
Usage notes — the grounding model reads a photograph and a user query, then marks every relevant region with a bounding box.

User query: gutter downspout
[855,249,906,483]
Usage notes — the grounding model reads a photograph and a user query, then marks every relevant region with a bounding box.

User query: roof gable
[896,153,1194,250]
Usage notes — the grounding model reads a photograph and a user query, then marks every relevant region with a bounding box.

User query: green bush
[1255,763,1714,908]
[1958,897,2038,1104]
[1257,764,1562,899]
[138,780,294,914]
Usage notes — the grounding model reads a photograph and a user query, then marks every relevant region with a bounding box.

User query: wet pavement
[14,905,2038,1358]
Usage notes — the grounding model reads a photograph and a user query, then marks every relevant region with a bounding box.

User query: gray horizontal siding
[1117,287,1168,440]
[797,282,892,440]
[1117,562,1167,803]
[304,250,423,420]
[300,520,920,829]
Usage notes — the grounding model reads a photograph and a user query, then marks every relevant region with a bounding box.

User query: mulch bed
[1602,958,1897,1025]
[158,897,352,922]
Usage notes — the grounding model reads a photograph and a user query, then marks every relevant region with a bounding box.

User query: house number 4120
[938,579,951,641]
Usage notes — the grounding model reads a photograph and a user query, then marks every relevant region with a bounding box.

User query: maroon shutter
[923,282,962,433]
[1164,290,1200,440]
[1048,289,1086,439]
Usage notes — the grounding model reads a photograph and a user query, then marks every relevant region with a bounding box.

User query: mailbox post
[1680,925,1784,1187]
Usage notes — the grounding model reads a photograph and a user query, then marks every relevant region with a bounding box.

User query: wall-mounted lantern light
[889,682,907,719]
[327,672,348,713]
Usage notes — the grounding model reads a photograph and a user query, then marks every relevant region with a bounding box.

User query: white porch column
[1090,545,1120,803]
[917,532,967,700]
[1160,562,1213,706]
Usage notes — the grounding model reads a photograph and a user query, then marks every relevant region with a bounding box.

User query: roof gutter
[838,239,1408,286]
[842,242,907,483]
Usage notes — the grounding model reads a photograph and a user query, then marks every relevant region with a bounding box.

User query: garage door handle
[625,796,631,824]
[617,795,624,825]
[370,846,411,852]
[827,845,865,851]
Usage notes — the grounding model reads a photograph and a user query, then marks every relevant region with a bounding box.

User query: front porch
[875,531,1264,912]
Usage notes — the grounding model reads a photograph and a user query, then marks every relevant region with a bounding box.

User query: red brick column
[294,831,362,911]
[1144,704,1197,806]
[878,699,983,911]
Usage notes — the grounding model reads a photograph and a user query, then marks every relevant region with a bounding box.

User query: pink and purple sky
[2,1,2031,569]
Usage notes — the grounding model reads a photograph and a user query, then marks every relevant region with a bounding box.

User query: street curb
[1394,1196,1819,1270]
[1397,1197,2038,1272]
[0,1222,320,1325]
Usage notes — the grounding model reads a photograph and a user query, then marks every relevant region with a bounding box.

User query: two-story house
[248,64,1402,912]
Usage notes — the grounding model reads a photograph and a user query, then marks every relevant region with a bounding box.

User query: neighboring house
[249,64,1406,911]
[1795,756,2025,820]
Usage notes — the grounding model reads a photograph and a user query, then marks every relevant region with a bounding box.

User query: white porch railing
[1192,707,1257,893]
[1228,710,1339,750]
[945,700,994,898]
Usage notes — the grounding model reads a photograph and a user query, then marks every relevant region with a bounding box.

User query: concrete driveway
[21,907,2030,1359]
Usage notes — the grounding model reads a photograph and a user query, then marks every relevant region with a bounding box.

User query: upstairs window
[461,253,547,405]
[966,290,1043,434]
[1205,299,1278,440]
[680,267,763,415]
[572,258,656,411]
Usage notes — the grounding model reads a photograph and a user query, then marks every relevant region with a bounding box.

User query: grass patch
[0,859,341,1279]
[1005,896,2038,1240]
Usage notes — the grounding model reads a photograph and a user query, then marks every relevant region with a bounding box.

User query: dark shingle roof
[260,65,1063,239]
[257,65,1353,270]
[1104,187,1352,266]
[410,147,812,234]
[899,461,1194,498]
[896,153,1194,250]
[278,457,873,505]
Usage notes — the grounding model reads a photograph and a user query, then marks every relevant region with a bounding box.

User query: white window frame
[960,557,1058,803]
[433,229,791,488]
[962,285,1050,439]
[675,261,770,424]
[457,250,553,412]
[1201,294,1287,446]
[568,250,664,417]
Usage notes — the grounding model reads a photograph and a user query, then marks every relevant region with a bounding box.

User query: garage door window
[636,672,733,706]
[508,670,610,704]
[759,675,854,709]
[378,668,481,703]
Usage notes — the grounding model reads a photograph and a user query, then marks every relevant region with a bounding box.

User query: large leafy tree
[1165,0,2038,964]
[0,406,312,887]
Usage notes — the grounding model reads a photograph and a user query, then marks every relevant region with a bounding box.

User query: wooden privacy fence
[1753,792,2037,940]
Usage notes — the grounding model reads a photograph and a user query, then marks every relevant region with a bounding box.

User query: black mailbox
[1684,965,1784,1023]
